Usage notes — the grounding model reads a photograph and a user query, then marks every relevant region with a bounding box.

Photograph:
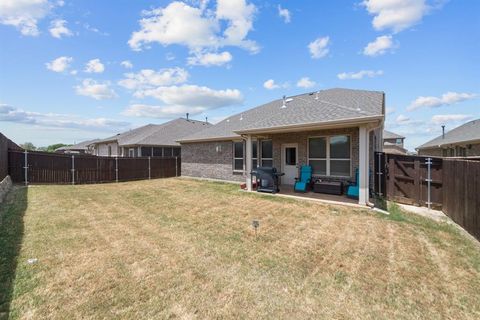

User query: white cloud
[296,77,316,88]
[49,19,72,38]
[337,70,384,80]
[278,5,291,23]
[187,51,232,67]
[84,59,105,73]
[396,114,410,124]
[407,92,477,111]
[128,0,258,55]
[134,84,243,108]
[0,103,129,131]
[262,79,289,90]
[45,56,73,72]
[118,68,189,91]
[123,104,206,118]
[308,36,330,59]
[363,35,394,56]
[120,60,133,69]
[123,85,243,118]
[386,107,396,115]
[0,0,58,36]
[75,79,117,100]
[362,0,430,33]
[165,52,176,61]
[431,114,473,125]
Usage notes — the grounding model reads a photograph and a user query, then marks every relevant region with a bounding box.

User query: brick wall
[181,141,244,182]
[182,126,380,187]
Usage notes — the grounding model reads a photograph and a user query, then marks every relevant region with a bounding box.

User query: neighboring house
[178,88,385,205]
[383,130,407,154]
[91,118,211,157]
[55,139,99,154]
[416,119,480,157]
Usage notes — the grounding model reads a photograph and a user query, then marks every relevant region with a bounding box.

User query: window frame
[307,134,352,178]
[260,139,273,167]
[232,140,245,172]
[252,140,258,169]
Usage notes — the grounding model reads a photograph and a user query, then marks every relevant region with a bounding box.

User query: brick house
[383,130,407,154]
[416,119,480,157]
[90,117,211,158]
[178,89,385,205]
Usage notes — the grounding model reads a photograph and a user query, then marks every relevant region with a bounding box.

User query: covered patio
[241,121,381,206]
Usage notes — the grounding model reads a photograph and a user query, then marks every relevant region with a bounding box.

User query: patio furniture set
[250,166,359,199]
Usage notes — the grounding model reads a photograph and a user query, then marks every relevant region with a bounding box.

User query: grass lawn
[1,178,480,319]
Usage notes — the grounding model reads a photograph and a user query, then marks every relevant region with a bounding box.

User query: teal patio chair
[294,165,312,192]
[347,168,359,199]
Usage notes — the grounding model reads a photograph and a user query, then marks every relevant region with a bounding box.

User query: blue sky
[0,0,479,151]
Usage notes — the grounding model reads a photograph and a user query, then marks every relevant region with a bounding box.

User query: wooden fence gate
[375,153,443,209]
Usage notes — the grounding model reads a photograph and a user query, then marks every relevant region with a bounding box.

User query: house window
[330,135,351,177]
[455,146,466,157]
[128,148,135,157]
[173,147,181,157]
[308,135,351,177]
[308,137,327,175]
[252,141,258,169]
[260,140,273,167]
[396,138,402,145]
[164,147,173,157]
[141,147,152,157]
[153,147,163,157]
[108,146,112,157]
[233,141,244,171]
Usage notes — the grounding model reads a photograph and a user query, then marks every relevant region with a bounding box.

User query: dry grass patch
[1,178,479,319]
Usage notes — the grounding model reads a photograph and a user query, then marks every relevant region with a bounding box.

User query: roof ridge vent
[281,95,287,108]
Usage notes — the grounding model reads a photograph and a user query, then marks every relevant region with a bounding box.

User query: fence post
[425,157,432,210]
[148,156,151,180]
[71,155,75,185]
[115,156,118,183]
[175,156,178,177]
[23,149,28,186]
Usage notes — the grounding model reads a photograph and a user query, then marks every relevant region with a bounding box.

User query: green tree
[20,142,36,151]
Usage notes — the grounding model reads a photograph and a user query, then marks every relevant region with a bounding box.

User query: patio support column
[245,135,253,191]
[358,126,369,205]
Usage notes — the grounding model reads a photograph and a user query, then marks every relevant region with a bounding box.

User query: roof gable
[417,119,480,149]
[179,88,384,142]
[94,118,211,147]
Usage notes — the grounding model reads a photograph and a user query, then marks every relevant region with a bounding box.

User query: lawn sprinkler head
[252,220,259,237]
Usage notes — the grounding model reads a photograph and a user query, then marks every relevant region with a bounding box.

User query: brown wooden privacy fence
[375,152,480,240]
[442,159,480,240]
[386,153,442,209]
[0,133,22,181]
[8,149,180,185]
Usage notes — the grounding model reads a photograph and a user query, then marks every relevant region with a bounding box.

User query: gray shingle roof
[93,118,211,147]
[383,130,404,139]
[179,88,384,142]
[56,139,100,151]
[417,119,480,149]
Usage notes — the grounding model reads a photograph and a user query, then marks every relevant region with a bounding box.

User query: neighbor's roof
[383,130,404,140]
[56,139,100,151]
[93,118,211,147]
[417,119,480,150]
[179,88,384,142]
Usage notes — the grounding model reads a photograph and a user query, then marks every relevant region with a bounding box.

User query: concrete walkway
[398,204,450,223]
